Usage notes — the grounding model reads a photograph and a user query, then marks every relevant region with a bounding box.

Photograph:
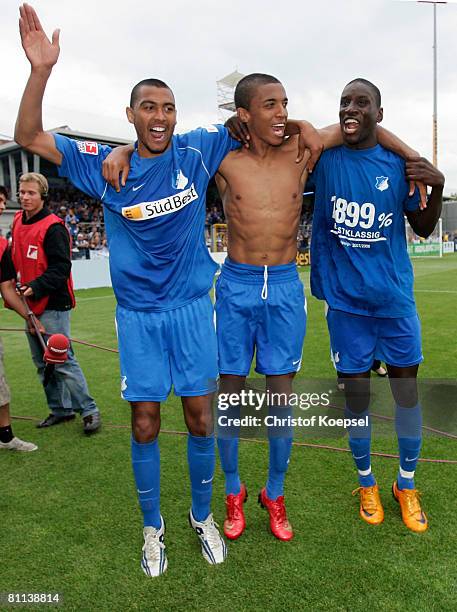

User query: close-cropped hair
[130,78,172,108]
[345,78,381,108]
[234,73,281,110]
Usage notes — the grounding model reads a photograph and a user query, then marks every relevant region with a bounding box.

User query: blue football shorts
[215,258,307,376]
[325,306,423,373]
[115,294,218,401]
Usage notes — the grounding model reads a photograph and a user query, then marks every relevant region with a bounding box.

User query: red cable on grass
[3,327,457,464]
[10,416,457,465]
[0,327,119,354]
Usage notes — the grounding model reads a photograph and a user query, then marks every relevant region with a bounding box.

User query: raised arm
[14,3,62,165]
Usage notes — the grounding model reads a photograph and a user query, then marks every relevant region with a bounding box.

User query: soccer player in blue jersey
[15,3,245,576]
[310,78,444,532]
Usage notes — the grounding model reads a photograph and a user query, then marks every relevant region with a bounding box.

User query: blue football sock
[216,402,241,495]
[345,406,375,487]
[395,404,422,490]
[131,436,161,529]
[266,406,293,500]
[217,438,241,495]
[267,437,292,499]
[188,433,215,522]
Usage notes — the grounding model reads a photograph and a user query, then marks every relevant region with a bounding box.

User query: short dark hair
[0,185,7,199]
[345,78,381,107]
[130,78,172,108]
[234,73,281,110]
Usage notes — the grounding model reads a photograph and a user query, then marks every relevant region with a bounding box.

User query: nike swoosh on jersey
[132,183,145,191]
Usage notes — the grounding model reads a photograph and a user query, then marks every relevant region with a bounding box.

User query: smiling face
[238,82,288,146]
[339,81,383,149]
[126,85,177,157]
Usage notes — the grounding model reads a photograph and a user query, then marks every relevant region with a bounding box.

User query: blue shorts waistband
[220,257,298,284]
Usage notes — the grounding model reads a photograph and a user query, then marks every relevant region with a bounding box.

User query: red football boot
[258,487,293,541]
[223,483,248,540]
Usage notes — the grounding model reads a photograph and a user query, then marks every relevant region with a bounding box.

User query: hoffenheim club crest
[375,176,389,191]
[173,169,189,190]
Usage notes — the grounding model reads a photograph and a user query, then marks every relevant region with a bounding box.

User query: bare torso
[216,136,309,266]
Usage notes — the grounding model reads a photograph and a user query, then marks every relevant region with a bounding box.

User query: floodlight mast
[417,1,448,167]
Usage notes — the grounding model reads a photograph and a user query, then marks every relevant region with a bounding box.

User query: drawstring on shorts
[261,265,268,300]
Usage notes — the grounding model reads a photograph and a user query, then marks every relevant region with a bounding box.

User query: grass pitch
[1,254,456,611]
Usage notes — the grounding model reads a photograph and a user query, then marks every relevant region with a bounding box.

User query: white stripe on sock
[358,466,372,477]
[399,467,415,479]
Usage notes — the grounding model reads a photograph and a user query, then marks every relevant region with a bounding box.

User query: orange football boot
[352,484,384,525]
[392,481,428,533]
[258,488,293,541]
[223,483,248,540]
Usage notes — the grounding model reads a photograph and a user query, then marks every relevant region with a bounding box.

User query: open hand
[19,3,60,71]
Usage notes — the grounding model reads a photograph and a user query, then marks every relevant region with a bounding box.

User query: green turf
[1,254,456,611]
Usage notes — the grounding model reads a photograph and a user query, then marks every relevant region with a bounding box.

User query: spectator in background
[206,205,223,225]
[11,172,101,433]
[57,205,67,221]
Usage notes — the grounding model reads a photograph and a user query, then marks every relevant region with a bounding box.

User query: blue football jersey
[54,127,239,311]
[310,144,420,318]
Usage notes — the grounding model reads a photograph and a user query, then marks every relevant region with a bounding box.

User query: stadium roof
[0,126,132,154]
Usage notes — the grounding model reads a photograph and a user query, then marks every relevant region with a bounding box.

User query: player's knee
[132,413,159,443]
[343,376,370,413]
[390,379,418,408]
[187,413,214,437]
[266,373,295,397]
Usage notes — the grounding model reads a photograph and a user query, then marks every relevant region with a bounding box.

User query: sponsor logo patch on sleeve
[202,124,219,133]
[77,141,99,155]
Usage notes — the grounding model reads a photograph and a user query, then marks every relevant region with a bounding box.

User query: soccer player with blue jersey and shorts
[16,3,242,576]
[310,78,444,532]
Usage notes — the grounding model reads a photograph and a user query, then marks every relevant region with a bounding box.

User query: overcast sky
[1,0,456,194]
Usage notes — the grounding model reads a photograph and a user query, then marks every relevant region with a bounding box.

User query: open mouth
[149,126,167,142]
[343,118,360,135]
[272,123,285,137]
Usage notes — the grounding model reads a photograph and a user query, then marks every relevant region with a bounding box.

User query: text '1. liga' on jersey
[309,144,420,318]
[54,126,240,311]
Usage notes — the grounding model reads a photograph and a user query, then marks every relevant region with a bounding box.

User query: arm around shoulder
[405,158,444,238]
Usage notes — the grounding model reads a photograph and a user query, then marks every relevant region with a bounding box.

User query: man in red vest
[11,172,101,433]
[0,184,38,451]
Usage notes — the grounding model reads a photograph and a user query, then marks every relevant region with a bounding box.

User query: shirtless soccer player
[214,74,330,541]
[15,3,248,577]
[310,78,444,532]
